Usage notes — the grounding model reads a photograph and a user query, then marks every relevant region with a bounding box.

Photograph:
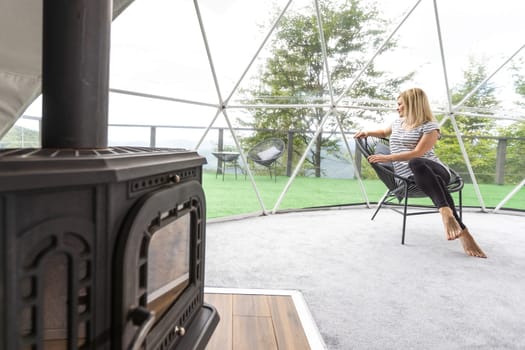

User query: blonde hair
[398,88,435,128]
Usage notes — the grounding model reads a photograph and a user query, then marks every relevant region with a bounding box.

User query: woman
[354,87,486,258]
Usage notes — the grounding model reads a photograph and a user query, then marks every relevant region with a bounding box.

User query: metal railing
[3,116,525,184]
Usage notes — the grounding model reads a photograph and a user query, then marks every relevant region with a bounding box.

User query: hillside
[0,126,40,148]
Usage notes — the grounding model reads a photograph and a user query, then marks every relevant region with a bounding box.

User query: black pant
[408,158,465,229]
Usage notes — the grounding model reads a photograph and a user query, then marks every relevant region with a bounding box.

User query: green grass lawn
[202,171,525,219]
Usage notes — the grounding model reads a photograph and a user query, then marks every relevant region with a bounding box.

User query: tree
[499,61,525,183]
[499,121,525,184]
[435,57,500,183]
[240,0,411,177]
[511,58,525,103]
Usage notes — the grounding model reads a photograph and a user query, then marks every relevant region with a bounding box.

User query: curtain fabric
[0,0,134,137]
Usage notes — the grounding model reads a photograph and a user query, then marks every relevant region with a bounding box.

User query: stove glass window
[146,212,191,320]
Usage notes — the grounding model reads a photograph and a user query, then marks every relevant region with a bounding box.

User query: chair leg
[371,190,389,221]
[401,186,409,245]
[244,160,250,181]
[459,190,463,220]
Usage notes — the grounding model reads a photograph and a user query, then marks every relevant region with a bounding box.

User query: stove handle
[129,306,156,350]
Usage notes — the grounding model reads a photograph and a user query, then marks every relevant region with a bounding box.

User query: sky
[21,0,525,143]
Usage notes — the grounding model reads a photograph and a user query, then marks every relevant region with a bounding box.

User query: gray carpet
[204,207,525,350]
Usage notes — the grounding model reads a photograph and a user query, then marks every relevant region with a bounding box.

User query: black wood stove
[0,1,219,349]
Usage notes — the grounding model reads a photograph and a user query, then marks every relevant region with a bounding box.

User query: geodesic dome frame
[1,0,524,215]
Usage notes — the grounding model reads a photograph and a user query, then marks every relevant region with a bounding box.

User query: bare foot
[439,207,462,240]
[459,228,487,258]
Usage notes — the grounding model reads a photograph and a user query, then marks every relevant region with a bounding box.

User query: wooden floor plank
[268,295,311,350]
[233,315,278,350]
[233,294,271,317]
[204,293,233,350]
[204,292,317,350]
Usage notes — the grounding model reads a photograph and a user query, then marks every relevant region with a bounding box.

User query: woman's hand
[353,130,368,138]
[367,154,391,163]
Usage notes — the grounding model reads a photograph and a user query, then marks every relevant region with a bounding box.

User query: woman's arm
[368,129,439,163]
[354,125,392,139]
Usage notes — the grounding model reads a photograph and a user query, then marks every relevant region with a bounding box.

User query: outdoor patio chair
[247,138,285,182]
[212,151,241,181]
[355,136,463,244]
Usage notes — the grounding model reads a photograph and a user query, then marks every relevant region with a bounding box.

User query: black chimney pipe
[42,0,111,149]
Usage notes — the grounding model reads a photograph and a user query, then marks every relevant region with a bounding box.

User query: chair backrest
[446,167,464,193]
[355,136,464,198]
[247,138,285,166]
[355,137,398,191]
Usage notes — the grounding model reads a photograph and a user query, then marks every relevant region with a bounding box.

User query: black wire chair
[355,136,463,244]
[247,138,285,182]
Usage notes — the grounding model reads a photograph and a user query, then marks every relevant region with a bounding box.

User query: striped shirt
[389,117,449,179]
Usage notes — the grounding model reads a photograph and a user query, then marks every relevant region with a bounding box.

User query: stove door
[113,180,206,350]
